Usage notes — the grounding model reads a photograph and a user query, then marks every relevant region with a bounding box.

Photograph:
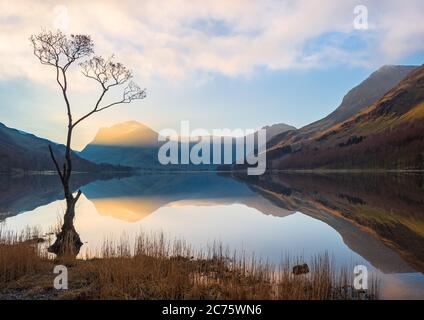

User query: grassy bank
[0,229,379,300]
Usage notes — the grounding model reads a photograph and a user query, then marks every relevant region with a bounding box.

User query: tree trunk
[48,132,83,257]
[46,66,85,258]
[48,194,83,257]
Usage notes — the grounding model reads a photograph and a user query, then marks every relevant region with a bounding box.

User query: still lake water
[1,172,424,299]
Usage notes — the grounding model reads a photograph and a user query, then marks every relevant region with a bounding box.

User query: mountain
[87,120,159,147]
[266,65,417,151]
[260,123,297,142]
[300,65,417,135]
[266,64,424,169]
[80,121,295,169]
[80,121,160,169]
[0,122,129,173]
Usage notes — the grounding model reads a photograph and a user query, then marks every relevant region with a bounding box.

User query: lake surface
[1,172,424,299]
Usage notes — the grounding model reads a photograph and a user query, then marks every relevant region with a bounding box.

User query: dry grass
[0,228,47,284]
[0,229,379,300]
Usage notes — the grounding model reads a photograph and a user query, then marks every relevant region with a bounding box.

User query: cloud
[0,0,423,86]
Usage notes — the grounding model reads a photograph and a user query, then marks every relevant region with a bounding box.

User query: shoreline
[0,232,379,300]
[2,168,424,176]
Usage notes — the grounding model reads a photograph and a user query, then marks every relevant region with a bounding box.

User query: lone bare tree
[31,30,146,256]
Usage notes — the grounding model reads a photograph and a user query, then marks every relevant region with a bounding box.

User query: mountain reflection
[80,172,424,274]
[1,172,423,276]
[80,173,295,221]
[236,172,424,273]
[0,172,131,220]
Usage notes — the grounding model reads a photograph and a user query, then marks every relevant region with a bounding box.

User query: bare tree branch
[30,30,93,70]
[80,56,132,89]
[31,30,94,186]
[48,145,64,183]
[74,190,82,202]
[73,57,146,128]
[30,30,93,93]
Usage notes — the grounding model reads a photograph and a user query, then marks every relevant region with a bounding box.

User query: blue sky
[0,0,423,149]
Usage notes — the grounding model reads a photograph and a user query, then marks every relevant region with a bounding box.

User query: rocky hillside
[0,122,129,173]
[267,65,424,169]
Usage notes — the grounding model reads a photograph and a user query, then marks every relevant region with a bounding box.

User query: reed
[0,227,48,285]
[0,229,379,300]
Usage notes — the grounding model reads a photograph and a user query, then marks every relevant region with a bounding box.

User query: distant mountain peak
[262,122,296,131]
[261,123,296,142]
[97,120,155,135]
[376,64,417,71]
[90,121,159,147]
